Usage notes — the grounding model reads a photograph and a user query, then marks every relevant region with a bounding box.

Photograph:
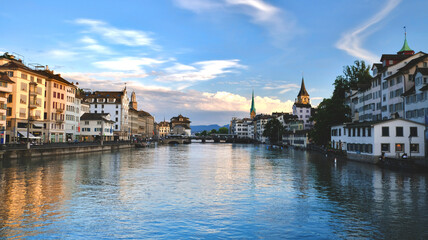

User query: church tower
[397,27,414,55]
[296,77,309,104]
[250,90,256,119]
[130,91,137,110]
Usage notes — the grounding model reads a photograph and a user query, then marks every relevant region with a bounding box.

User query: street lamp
[26,81,37,149]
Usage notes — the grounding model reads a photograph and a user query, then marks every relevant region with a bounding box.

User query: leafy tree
[262,118,285,144]
[218,127,229,134]
[343,60,372,88]
[200,130,208,136]
[310,61,370,146]
[209,129,217,135]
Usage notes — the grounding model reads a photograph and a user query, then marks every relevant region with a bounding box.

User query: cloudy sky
[0,0,426,125]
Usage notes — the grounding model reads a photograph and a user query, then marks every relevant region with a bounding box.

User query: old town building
[0,73,14,144]
[0,53,46,143]
[170,114,191,136]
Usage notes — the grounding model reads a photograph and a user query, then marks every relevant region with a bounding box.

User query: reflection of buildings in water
[0,163,66,235]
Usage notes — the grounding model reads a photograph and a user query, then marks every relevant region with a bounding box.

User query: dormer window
[97,98,104,103]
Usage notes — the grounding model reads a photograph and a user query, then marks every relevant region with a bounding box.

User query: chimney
[46,65,49,70]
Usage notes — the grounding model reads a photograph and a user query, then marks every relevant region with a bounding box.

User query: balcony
[29,102,38,109]
[56,108,64,113]
[56,118,64,123]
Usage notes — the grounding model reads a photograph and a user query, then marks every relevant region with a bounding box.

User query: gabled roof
[397,54,427,72]
[414,67,428,76]
[82,90,125,104]
[0,72,14,83]
[420,85,428,92]
[379,54,411,62]
[0,60,47,78]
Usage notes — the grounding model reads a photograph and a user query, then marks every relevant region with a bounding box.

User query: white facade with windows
[80,113,114,141]
[404,68,428,124]
[331,119,425,162]
[65,84,79,141]
[230,117,254,139]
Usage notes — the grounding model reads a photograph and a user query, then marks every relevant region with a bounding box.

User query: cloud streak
[174,0,298,47]
[336,0,401,63]
[74,18,155,48]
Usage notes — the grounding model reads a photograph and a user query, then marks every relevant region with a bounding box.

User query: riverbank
[0,142,133,160]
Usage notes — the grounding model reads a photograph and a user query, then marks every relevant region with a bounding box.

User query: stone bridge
[161,138,191,144]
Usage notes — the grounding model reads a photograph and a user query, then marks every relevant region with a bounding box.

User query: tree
[209,129,217,135]
[200,130,208,136]
[309,61,370,146]
[262,118,285,144]
[218,127,229,134]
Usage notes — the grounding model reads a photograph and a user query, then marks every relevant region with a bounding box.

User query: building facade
[0,73,14,144]
[80,113,114,142]
[292,78,313,130]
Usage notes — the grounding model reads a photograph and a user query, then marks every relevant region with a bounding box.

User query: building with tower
[292,78,313,130]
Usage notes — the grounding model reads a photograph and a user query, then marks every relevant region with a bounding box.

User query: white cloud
[83,44,114,54]
[157,59,246,83]
[174,0,299,46]
[47,50,78,59]
[80,36,97,44]
[336,0,401,63]
[264,83,299,94]
[93,57,166,71]
[74,18,155,48]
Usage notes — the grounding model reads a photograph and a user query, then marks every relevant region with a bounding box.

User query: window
[410,144,419,153]
[116,111,119,115]
[396,127,403,137]
[367,128,371,137]
[381,143,390,152]
[410,127,418,137]
[85,121,89,125]
[382,127,389,136]
[362,128,365,137]
[357,128,360,137]
[395,143,404,152]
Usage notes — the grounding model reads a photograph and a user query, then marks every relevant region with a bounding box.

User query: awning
[33,123,44,128]
[18,131,41,139]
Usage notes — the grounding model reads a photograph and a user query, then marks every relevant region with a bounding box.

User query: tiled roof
[82,90,124,104]
[380,54,411,62]
[398,54,428,72]
[414,67,428,76]
[80,113,114,123]
[138,110,152,117]
[35,70,71,85]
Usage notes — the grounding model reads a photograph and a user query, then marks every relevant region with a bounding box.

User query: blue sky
[1,0,427,125]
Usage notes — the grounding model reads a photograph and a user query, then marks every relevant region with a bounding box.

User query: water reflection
[0,145,427,239]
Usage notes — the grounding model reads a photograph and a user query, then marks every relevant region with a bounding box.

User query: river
[0,144,427,239]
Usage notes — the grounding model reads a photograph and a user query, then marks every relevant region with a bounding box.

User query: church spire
[296,77,310,104]
[398,26,414,55]
[250,90,256,119]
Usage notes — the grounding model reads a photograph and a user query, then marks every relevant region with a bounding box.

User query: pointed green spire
[250,90,256,119]
[398,27,414,54]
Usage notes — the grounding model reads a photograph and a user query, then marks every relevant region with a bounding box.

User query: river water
[0,144,427,239]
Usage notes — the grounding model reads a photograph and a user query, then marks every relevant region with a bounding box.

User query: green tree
[218,127,229,134]
[209,129,217,135]
[200,130,208,136]
[310,61,370,146]
[262,118,285,144]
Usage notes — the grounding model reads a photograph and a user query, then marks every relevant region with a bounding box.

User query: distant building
[170,114,191,136]
[403,67,428,124]
[82,88,129,140]
[292,77,313,130]
[158,120,170,138]
[80,113,114,142]
[230,117,253,138]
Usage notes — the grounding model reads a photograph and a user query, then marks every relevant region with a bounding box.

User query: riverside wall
[0,144,133,160]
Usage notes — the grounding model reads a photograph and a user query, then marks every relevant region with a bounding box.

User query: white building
[331,119,425,163]
[65,84,80,141]
[82,88,129,140]
[80,113,114,141]
[404,67,428,124]
[229,117,254,139]
[254,115,272,143]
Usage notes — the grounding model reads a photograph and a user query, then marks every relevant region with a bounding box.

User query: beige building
[37,69,71,143]
[158,120,170,138]
[170,114,191,136]
[0,73,14,144]
[138,110,154,139]
[0,54,46,143]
